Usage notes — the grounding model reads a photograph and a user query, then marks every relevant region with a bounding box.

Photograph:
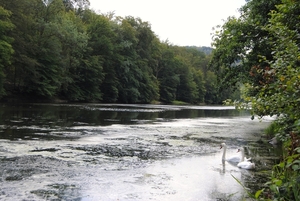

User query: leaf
[269,184,278,193]
[231,174,253,198]
[255,189,264,199]
[292,164,300,171]
[273,179,282,186]
[278,162,285,168]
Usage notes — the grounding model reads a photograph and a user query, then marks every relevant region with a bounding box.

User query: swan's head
[237,148,245,153]
[220,143,226,149]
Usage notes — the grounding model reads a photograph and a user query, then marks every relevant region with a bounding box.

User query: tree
[250,0,300,122]
[204,71,218,104]
[249,1,300,199]
[113,17,140,103]
[61,10,117,102]
[176,61,198,103]
[59,10,101,101]
[113,16,160,103]
[24,0,65,97]
[134,17,160,103]
[1,0,64,97]
[156,43,180,103]
[0,6,14,97]
[210,0,281,94]
[211,0,300,198]
[0,1,214,104]
[192,69,205,103]
[171,46,210,104]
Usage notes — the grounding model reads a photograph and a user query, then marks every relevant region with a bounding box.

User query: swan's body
[237,161,255,169]
[269,137,278,145]
[237,148,255,169]
[220,143,240,164]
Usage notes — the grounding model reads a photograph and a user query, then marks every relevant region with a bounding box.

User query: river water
[0,103,280,201]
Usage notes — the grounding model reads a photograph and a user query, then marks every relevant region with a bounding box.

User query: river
[0,103,280,201]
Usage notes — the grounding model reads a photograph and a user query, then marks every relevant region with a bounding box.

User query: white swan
[220,143,240,164]
[237,148,255,169]
[269,136,278,145]
[237,160,255,169]
[237,148,252,162]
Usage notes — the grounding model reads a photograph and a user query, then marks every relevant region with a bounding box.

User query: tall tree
[1,0,63,97]
[58,10,93,101]
[113,16,160,103]
[112,17,139,103]
[192,69,205,103]
[0,6,14,97]
[0,0,216,104]
[157,43,180,103]
[210,0,281,94]
[133,17,159,103]
[175,60,198,103]
[249,0,300,120]
[246,1,300,199]
[84,12,115,102]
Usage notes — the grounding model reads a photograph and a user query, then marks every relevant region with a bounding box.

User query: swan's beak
[220,145,223,149]
[237,149,240,153]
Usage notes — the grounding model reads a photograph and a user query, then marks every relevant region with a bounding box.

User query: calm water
[0,103,280,201]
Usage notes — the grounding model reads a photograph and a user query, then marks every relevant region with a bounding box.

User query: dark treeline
[0,0,237,104]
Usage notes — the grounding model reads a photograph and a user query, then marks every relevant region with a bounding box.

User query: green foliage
[204,71,218,104]
[157,45,180,103]
[212,0,300,199]
[171,100,188,105]
[58,11,91,101]
[262,144,300,201]
[0,6,14,97]
[0,0,216,104]
[185,46,213,55]
[192,69,205,103]
[264,121,280,137]
[210,0,281,95]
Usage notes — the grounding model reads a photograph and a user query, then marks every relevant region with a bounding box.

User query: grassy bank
[256,121,300,200]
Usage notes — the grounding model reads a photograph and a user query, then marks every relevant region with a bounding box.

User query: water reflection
[0,103,249,141]
[0,103,249,125]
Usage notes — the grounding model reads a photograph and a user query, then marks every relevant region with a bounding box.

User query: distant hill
[185,46,214,55]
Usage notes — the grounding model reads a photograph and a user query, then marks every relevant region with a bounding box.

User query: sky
[88,0,246,47]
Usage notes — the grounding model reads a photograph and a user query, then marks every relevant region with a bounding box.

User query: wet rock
[74,145,155,159]
[30,148,60,152]
[5,174,23,181]
[0,155,71,181]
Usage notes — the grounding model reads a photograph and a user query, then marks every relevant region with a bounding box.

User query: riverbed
[0,104,280,200]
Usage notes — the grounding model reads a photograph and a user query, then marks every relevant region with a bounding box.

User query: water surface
[0,104,280,200]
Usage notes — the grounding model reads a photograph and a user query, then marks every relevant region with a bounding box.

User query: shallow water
[0,104,280,200]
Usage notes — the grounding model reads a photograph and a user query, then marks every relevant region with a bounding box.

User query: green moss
[264,121,280,137]
[171,100,189,105]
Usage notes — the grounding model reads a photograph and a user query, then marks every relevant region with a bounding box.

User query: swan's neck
[222,146,226,161]
[240,150,245,162]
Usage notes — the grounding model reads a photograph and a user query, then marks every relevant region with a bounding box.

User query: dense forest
[210,0,300,199]
[0,0,238,104]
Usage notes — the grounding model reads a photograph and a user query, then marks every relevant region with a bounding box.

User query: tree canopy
[0,0,225,104]
[0,6,14,97]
